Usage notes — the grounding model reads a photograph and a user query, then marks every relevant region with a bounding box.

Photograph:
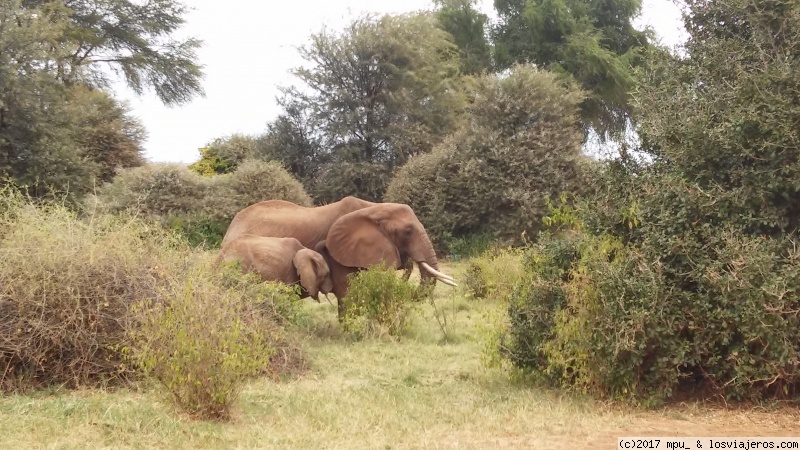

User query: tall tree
[24,0,204,105]
[435,0,493,75]
[492,0,651,140]
[255,98,328,182]
[0,0,184,198]
[283,13,465,201]
[0,0,90,197]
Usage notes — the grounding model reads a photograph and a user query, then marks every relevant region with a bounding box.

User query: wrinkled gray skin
[313,203,449,319]
[220,196,376,250]
[217,236,333,300]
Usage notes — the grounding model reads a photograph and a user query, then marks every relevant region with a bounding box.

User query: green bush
[342,265,424,339]
[166,214,229,248]
[386,65,589,249]
[446,232,494,260]
[94,160,312,247]
[464,262,489,299]
[129,264,299,420]
[500,199,800,404]
[498,233,576,372]
[500,228,675,402]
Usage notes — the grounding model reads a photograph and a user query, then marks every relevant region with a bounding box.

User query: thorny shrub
[93,160,312,247]
[0,186,305,402]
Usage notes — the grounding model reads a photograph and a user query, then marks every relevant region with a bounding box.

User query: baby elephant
[217,236,333,300]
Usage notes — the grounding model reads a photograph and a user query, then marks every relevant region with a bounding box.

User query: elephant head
[320,203,456,305]
[293,248,333,301]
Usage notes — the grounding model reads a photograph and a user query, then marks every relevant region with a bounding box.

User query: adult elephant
[314,203,457,318]
[220,196,375,249]
[217,236,333,300]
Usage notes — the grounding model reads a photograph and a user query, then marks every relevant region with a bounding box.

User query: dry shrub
[93,159,312,247]
[0,187,179,391]
[96,160,312,218]
[0,187,305,398]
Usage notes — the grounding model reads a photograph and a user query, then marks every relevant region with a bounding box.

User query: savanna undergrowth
[497,196,800,405]
[128,263,300,420]
[464,247,525,301]
[0,186,305,414]
[342,266,425,339]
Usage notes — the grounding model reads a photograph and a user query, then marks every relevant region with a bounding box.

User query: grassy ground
[1,261,799,449]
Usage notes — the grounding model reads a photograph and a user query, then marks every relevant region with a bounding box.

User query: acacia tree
[283,13,465,201]
[492,0,651,140]
[0,0,201,198]
[24,0,204,105]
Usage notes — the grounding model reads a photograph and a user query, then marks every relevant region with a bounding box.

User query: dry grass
[1,260,799,448]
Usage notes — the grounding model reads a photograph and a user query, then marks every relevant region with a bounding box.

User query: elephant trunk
[414,235,457,287]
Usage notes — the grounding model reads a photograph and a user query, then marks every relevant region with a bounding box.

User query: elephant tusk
[437,276,458,287]
[419,262,456,282]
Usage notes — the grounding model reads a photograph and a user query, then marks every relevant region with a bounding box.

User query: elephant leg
[333,266,358,322]
[337,297,346,321]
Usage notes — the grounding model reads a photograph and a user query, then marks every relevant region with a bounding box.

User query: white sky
[113,0,687,164]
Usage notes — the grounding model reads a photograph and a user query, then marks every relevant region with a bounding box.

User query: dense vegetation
[0,188,303,416]
[3,0,800,421]
[386,65,588,251]
[493,0,800,405]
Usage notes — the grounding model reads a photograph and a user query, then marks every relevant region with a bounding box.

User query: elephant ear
[327,209,401,269]
[294,249,320,298]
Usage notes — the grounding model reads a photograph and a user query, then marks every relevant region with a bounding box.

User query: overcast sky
[112,0,687,164]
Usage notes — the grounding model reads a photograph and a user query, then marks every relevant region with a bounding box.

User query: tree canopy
[0,0,201,199]
[25,0,204,105]
[492,0,652,140]
[635,0,800,235]
[282,13,466,201]
[386,65,588,249]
